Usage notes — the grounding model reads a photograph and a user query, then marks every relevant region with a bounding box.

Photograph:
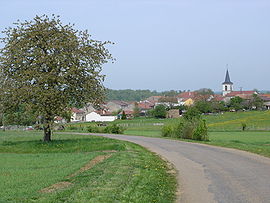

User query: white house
[85,112,116,122]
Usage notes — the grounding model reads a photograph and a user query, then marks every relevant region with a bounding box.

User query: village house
[176,92,196,106]
[105,100,134,113]
[260,94,270,109]
[137,101,155,116]
[85,112,116,122]
[71,108,85,122]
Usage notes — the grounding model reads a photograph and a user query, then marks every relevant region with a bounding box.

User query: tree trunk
[43,121,52,142]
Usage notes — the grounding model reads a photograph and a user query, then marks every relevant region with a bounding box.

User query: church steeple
[222,68,233,96]
[223,69,233,85]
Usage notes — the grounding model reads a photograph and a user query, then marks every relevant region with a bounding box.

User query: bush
[151,105,167,118]
[104,124,125,134]
[183,107,201,121]
[161,125,174,137]
[87,125,100,133]
[241,123,247,131]
[66,125,79,130]
[193,119,208,141]
[181,121,195,139]
[161,118,208,141]
[121,111,127,120]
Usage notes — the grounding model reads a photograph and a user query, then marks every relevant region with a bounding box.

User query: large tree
[0,15,113,141]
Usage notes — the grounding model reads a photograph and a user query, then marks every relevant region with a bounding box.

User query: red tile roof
[177,92,197,99]
[122,110,134,115]
[212,94,224,101]
[261,94,270,98]
[138,102,154,109]
[225,91,256,97]
[71,107,84,114]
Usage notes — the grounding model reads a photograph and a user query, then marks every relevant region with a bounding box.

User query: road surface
[91,133,270,203]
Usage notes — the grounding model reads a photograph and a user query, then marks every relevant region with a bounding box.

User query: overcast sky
[1,0,269,91]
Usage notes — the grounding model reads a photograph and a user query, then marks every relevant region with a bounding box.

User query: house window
[225,85,227,91]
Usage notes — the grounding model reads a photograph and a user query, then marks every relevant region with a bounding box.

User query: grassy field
[0,131,176,203]
[65,110,270,133]
[63,110,270,158]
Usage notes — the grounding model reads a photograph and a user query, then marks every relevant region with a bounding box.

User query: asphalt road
[92,134,270,203]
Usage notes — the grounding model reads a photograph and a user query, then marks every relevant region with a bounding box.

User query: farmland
[65,110,270,157]
[0,131,176,203]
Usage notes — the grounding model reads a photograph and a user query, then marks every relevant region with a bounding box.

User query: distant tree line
[106,89,182,101]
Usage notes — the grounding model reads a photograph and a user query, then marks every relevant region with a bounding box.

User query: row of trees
[194,94,264,114]
[106,89,183,101]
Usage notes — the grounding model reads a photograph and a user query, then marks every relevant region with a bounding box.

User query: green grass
[64,110,270,133]
[0,131,176,203]
[205,111,270,131]
[61,111,270,157]
[206,131,270,157]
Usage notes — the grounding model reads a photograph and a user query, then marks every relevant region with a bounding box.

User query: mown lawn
[0,131,176,203]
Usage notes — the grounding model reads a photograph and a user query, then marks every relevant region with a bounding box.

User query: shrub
[104,124,125,134]
[67,125,79,130]
[183,107,201,121]
[181,121,195,139]
[161,118,208,141]
[161,125,174,137]
[241,123,247,131]
[121,111,127,120]
[87,125,100,133]
[152,105,167,118]
[193,119,208,141]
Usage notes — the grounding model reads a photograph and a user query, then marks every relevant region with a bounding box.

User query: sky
[1,0,270,92]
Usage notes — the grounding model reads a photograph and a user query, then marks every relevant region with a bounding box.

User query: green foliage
[86,125,100,133]
[133,102,140,118]
[229,96,244,111]
[161,125,174,137]
[194,101,213,113]
[0,15,113,141]
[195,88,214,95]
[106,89,182,101]
[151,105,167,118]
[193,119,208,141]
[211,101,228,113]
[121,111,127,120]
[241,122,247,131]
[161,118,208,141]
[1,104,36,126]
[181,121,195,139]
[183,106,201,120]
[104,124,125,134]
[250,94,264,110]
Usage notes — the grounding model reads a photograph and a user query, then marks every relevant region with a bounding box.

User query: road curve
[89,134,270,203]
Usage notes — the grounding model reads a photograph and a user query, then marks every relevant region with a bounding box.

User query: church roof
[222,70,233,85]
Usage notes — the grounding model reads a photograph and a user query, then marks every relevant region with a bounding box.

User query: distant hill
[106,89,182,101]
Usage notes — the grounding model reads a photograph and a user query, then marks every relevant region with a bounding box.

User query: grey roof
[222,69,233,85]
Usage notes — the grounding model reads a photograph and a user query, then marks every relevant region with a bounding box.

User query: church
[222,70,257,98]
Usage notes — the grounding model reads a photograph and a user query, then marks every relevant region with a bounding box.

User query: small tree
[121,111,127,120]
[183,106,201,121]
[229,96,244,111]
[194,100,213,114]
[250,94,263,110]
[152,105,167,118]
[0,15,113,141]
[133,102,140,118]
[241,123,247,131]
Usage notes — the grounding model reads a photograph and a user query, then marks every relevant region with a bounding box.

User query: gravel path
[91,134,270,203]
